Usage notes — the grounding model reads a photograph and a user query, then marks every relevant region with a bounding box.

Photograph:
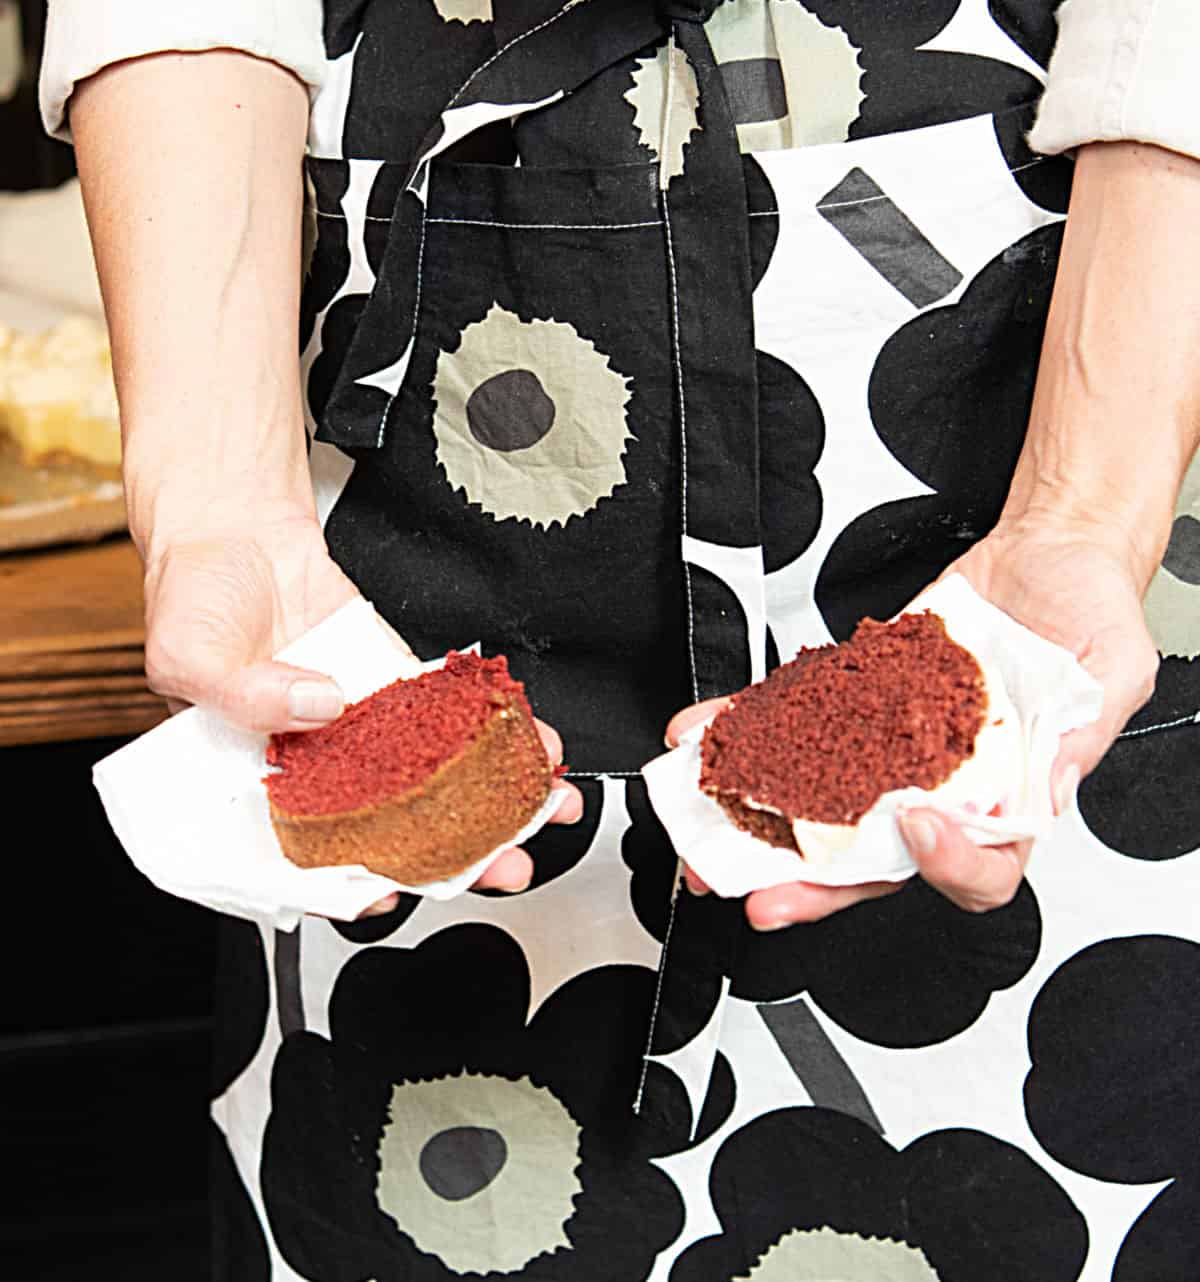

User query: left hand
[665,515,1159,929]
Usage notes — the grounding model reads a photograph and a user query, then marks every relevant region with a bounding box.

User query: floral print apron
[210,3,1200,1279]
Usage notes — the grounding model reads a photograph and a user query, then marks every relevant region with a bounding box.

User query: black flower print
[639,1051,738,1152]
[1078,659,1200,862]
[429,303,634,529]
[212,917,270,1098]
[330,1,497,161]
[757,349,825,574]
[322,164,695,771]
[472,778,604,903]
[210,1121,270,1282]
[744,155,780,287]
[261,925,685,1281]
[329,893,421,945]
[301,160,351,354]
[519,777,604,890]
[689,875,1041,1048]
[514,52,663,171]
[989,0,1060,70]
[790,0,1047,142]
[816,222,1063,639]
[621,781,681,944]
[307,294,369,430]
[994,102,1072,214]
[1025,936,1200,1280]
[670,1106,1086,1282]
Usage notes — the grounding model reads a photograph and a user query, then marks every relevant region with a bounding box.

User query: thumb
[665,697,733,748]
[212,660,345,733]
[146,634,345,734]
[1050,631,1159,814]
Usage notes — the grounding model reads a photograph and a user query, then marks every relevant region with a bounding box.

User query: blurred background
[1,3,216,1278]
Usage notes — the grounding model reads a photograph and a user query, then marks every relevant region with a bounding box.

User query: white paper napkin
[93,597,563,930]
[642,576,1105,897]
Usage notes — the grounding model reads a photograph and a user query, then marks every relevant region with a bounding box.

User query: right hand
[142,510,581,907]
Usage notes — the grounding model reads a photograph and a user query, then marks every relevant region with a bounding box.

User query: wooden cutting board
[0,536,168,744]
[0,537,145,663]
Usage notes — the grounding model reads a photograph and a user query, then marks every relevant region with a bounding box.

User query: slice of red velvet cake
[265,652,552,884]
[699,611,989,852]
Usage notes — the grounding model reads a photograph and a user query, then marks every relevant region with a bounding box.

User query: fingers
[1053,617,1158,787]
[744,878,901,930]
[534,718,563,763]
[531,717,582,824]
[357,893,401,918]
[683,865,711,896]
[665,697,733,749]
[898,808,1029,913]
[1053,673,1156,788]
[549,780,584,825]
[1050,758,1081,817]
[472,847,533,893]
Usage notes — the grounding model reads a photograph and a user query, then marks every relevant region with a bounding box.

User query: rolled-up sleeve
[39,0,326,140]
[1031,0,1200,159]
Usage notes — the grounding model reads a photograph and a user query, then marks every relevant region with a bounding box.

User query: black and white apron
[210,4,1200,1279]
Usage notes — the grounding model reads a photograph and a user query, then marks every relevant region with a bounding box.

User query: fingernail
[288,680,344,723]
[1053,764,1081,816]
[684,878,709,896]
[502,874,533,895]
[751,915,792,933]
[900,814,937,857]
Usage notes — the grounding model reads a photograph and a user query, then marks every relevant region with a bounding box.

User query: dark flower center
[419,1125,508,1201]
[1163,514,1200,585]
[466,368,556,451]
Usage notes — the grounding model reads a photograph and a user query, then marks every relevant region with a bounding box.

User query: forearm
[70,49,313,561]
[1001,141,1200,590]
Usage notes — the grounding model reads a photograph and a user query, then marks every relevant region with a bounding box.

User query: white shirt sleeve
[1031,0,1200,159]
[39,0,327,141]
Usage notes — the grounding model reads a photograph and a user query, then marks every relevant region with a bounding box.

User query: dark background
[0,2,74,190]
[2,4,218,1277]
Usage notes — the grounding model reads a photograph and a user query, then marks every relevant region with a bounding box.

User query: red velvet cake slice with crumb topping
[265,652,552,884]
[699,611,992,854]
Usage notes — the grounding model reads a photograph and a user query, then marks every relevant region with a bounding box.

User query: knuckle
[959,894,999,915]
[1133,642,1160,706]
[965,881,1018,915]
[144,631,218,703]
[142,635,184,696]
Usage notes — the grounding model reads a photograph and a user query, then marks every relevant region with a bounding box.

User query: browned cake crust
[712,798,798,851]
[269,696,552,884]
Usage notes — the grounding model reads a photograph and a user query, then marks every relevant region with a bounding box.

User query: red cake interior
[700,611,986,826]
[266,652,534,816]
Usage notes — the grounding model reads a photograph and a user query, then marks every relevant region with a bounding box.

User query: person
[43,2,1200,1278]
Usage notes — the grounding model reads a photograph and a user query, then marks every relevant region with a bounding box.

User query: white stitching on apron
[428,217,664,230]
[445,0,589,113]
[634,861,683,1114]
[1118,710,1200,739]
[659,27,700,705]
[317,211,664,229]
